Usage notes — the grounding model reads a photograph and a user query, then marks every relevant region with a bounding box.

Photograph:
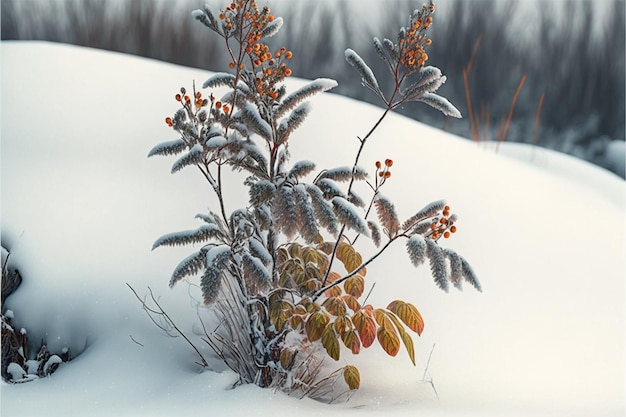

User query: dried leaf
[387,300,424,336]
[344,274,365,298]
[305,311,329,342]
[321,325,340,361]
[374,194,400,238]
[352,310,376,348]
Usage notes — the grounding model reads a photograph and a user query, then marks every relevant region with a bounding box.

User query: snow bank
[1,42,623,417]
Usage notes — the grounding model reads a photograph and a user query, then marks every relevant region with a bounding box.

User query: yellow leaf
[344,274,365,298]
[322,296,347,316]
[321,325,340,361]
[342,295,361,312]
[387,300,425,335]
[343,365,360,390]
[386,313,416,366]
[341,329,361,354]
[377,325,400,357]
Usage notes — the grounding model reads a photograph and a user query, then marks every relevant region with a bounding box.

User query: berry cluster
[399,2,435,73]
[165,86,211,127]
[428,204,457,240]
[218,0,293,102]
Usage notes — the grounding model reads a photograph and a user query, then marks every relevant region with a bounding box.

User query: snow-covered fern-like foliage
[148,0,478,403]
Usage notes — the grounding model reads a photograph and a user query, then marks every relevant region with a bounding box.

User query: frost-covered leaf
[202,72,235,89]
[461,256,481,292]
[406,235,427,267]
[443,248,463,290]
[348,190,365,208]
[319,166,368,182]
[248,237,272,266]
[277,102,310,144]
[373,37,393,70]
[148,139,187,158]
[367,220,381,247]
[192,6,221,34]
[169,249,207,287]
[293,184,319,243]
[403,199,446,230]
[171,144,203,174]
[242,252,271,286]
[316,178,345,199]
[425,238,448,292]
[240,102,273,139]
[332,197,369,236]
[152,224,222,250]
[249,179,275,207]
[374,194,400,238]
[305,184,338,235]
[343,365,360,390]
[345,48,380,91]
[403,66,446,100]
[417,93,462,118]
[205,135,227,150]
[260,16,283,38]
[273,185,298,238]
[201,266,222,304]
[288,160,316,179]
[276,78,338,118]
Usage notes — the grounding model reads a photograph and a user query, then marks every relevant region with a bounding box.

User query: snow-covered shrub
[1,245,69,383]
[151,0,479,400]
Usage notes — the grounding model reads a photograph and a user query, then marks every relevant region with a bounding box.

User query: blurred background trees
[2,0,624,177]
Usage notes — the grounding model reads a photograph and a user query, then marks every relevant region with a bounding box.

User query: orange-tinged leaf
[387,300,425,335]
[325,285,342,297]
[344,274,365,298]
[342,295,361,312]
[269,299,294,331]
[352,310,376,348]
[322,296,347,316]
[341,329,361,354]
[280,348,295,369]
[321,325,340,361]
[333,315,351,335]
[343,365,360,390]
[377,325,400,357]
[305,311,329,341]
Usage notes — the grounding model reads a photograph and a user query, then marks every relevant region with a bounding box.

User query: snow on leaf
[320,165,368,182]
[205,135,227,150]
[316,178,345,199]
[148,139,187,158]
[417,92,462,118]
[260,16,283,38]
[305,184,338,235]
[242,252,271,286]
[368,220,381,247]
[345,48,380,91]
[425,238,449,292]
[374,194,400,238]
[202,72,235,89]
[171,144,203,174]
[443,248,463,290]
[276,78,338,118]
[332,197,369,236]
[461,256,481,292]
[277,102,310,144]
[241,102,273,139]
[288,160,316,179]
[152,224,222,250]
[169,249,206,287]
[403,199,446,230]
[406,235,427,267]
[293,184,319,243]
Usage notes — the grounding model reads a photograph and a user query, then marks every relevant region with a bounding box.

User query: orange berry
[430,223,437,230]
[450,226,457,233]
[375,161,381,168]
[443,210,450,217]
[228,62,235,69]
[384,171,391,179]
[165,117,173,126]
[184,95,191,103]
[219,13,225,19]
[175,94,181,101]
[196,92,202,99]
[385,158,393,167]
[285,51,293,59]
[215,101,222,109]
[444,231,450,239]
[284,68,292,76]
[379,171,385,177]
[444,205,450,211]
[195,100,202,108]
[223,105,230,113]
[440,217,447,224]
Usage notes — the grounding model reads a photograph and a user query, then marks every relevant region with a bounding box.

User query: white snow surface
[1,42,624,417]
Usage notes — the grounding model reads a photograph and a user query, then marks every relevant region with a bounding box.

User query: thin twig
[129,335,144,347]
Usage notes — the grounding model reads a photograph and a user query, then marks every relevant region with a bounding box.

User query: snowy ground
[1,42,624,417]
